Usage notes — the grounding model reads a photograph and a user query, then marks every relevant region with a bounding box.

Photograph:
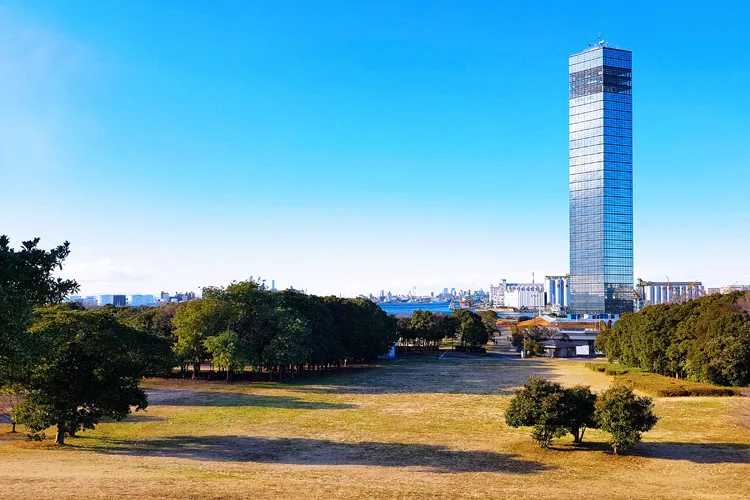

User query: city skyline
[2,2,750,297]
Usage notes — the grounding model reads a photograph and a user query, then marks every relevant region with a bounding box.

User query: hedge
[586,363,739,397]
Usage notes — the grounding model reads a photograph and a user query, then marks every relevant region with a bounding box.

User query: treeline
[596,291,750,387]
[114,280,398,381]
[395,309,495,352]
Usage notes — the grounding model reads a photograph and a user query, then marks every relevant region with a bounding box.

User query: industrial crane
[634,278,649,310]
[675,281,699,304]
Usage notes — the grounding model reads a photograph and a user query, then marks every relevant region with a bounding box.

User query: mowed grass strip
[0,358,747,499]
[585,362,740,396]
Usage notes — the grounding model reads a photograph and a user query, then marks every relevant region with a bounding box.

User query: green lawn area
[1,357,748,499]
[585,362,741,396]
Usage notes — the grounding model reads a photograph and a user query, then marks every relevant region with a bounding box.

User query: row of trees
[160,281,397,381]
[0,236,400,444]
[596,292,750,386]
[505,377,658,454]
[395,309,493,351]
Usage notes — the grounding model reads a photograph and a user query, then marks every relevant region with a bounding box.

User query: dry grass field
[1,355,748,499]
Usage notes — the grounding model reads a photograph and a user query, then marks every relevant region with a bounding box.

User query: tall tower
[569,41,633,315]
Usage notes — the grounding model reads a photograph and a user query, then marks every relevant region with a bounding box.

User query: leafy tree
[435,313,459,342]
[203,330,248,381]
[11,307,156,445]
[274,290,341,368]
[510,326,561,357]
[172,299,231,379]
[595,384,658,454]
[453,310,489,350]
[203,279,278,370]
[505,377,568,448]
[262,309,312,379]
[400,310,445,349]
[596,292,750,386]
[0,236,78,387]
[561,385,597,443]
[476,310,499,331]
[117,303,180,343]
[396,316,413,346]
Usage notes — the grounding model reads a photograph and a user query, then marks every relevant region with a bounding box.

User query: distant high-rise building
[112,295,127,307]
[97,294,114,306]
[569,40,634,315]
[127,294,156,307]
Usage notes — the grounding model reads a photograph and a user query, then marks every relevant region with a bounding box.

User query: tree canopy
[0,236,78,386]
[596,292,750,386]
[595,384,658,454]
[505,377,569,448]
[12,306,160,445]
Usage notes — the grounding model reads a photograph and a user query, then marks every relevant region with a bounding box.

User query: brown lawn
[0,355,747,499]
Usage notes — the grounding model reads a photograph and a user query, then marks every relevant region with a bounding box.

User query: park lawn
[0,357,748,499]
[585,362,740,396]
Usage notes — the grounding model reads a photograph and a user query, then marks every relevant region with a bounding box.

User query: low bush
[585,363,606,373]
[585,362,629,375]
[586,363,739,397]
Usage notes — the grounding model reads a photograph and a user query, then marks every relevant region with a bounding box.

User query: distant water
[378,302,455,317]
[377,302,538,318]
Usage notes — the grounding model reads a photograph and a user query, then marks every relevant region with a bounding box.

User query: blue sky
[1,0,749,296]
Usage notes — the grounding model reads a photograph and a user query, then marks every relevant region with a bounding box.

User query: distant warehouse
[489,280,544,310]
[640,281,704,305]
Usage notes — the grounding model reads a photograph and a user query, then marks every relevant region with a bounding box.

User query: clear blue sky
[1,0,749,296]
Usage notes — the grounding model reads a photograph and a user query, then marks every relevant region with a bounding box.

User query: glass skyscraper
[569,43,633,315]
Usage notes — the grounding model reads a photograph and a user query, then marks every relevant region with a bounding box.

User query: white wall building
[490,280,544,311]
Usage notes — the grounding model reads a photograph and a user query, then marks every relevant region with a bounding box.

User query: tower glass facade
[569,45,633,315]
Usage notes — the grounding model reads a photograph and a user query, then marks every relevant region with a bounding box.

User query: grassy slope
[585,362,740,396]
[0,358,748,499]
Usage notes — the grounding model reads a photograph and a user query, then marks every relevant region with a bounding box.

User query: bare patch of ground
[1,357,748,499]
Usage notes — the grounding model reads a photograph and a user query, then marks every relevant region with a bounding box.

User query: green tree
[505,377,568,448]
[172,299,231,379]
[11,307,156,445]
[203,330,248,381]
[595,384,658,454]
[0,236,78,386]
[477,310,499,332]
[596,292,750,386]
[262,308,312,379]
[407,310,445,349]
[453,310,489,350]
[203,278,277,370]
[561,385,597,443]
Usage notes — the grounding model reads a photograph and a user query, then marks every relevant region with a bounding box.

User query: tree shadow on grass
[146,389,355,410]
[89,435,550,474]
[119,414,167,423]
[555,440,749,464]
[290,359,558,396]
[637,442,749,464]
